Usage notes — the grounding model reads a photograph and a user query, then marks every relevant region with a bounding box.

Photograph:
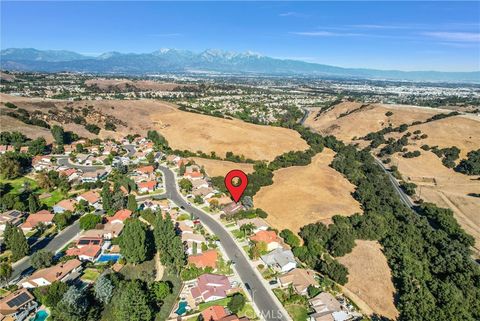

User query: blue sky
[1,1,479,71]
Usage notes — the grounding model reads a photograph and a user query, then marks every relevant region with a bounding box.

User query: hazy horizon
[1,1,479,72]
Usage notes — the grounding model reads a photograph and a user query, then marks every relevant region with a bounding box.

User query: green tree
[239,223,255,238]
[280,229,301,248]
[119,219,149,264]
[34,281,69,307]
[179,178,193,192]
[52,286,89,321]
[193,195,204,204]
[150,281,172,302]
[79,213,102,230]
[0,262,12,282]
[227,293,246,314]
[0,154,22,179]
[51,125,65,145]
[127,194,138,212]
[28,193,41,213]
[101,183,113,212]
[154,213,186,273]
[6,226,29,261]
[30,250,54,269]
[113,280,152,321]
[94,274,114,305]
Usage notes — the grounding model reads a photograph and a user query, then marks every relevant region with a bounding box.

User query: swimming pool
[31,310,49,321]
[175,301,188,315]
[96,254,121,263]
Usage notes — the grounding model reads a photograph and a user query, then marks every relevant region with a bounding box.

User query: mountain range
[1,48,479,83]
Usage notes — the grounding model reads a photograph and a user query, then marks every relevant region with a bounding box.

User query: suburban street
[9,220,81,283]
[56,155,104,173]
[158,166,290,321]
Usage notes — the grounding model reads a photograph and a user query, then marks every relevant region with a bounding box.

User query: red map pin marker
[224,169,248,203]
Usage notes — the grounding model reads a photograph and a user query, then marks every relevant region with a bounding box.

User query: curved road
[159,166,289,321]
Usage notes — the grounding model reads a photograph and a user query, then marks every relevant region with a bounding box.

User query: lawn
[0,176,66,208]
[120,258,156,282]
[285,304,309,321]
[155,268,183,321]
[231,229,245,240]
[40,189,65,207]
[198,297,231,310]
[81,268,100,283]
[0,288,9,298]
[238,303,258,320]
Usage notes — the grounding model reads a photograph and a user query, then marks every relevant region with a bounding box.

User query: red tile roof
[138,181,156,190]
[55,199,77,211]
[78,190,100,204]
[66,245,101,259]
[107,209,132,223]
[21,211,54,229]
[202,306,228,321]
[188,250,218,269]
[136,165,154,174]
[250,230,279,244]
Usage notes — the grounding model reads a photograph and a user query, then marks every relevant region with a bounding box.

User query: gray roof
[261,248,296,268]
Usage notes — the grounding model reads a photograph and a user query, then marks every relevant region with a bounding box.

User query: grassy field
[0,176,66,208]
[254,149,362,232]
[80,268,101,283]
[190,157,254,177]
[337,240,399,320]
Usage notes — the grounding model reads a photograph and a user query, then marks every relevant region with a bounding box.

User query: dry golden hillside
[305,102,446,142]
[0,94,308,161]
[189,157,254,177]
[338,240,399,320]
[254,148,362,232]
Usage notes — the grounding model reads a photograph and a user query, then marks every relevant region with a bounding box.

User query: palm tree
[239,223,255,238]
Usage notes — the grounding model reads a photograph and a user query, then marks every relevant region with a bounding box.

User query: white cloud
[422,32,480,42]
[279,12,308,18]
[290,31,364,37]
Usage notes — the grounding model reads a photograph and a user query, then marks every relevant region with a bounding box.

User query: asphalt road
[56,156,104,173]
[158,166,290,321]
[9,220,81,284]
[373,157,414,208]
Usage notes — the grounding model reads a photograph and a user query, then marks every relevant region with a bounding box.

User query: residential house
[184,171,203,180]
[182,233,206,255]
[76,190,101,208]
[53,199,77,214]
[59,168,79,182]
[192,179,209,190]
[278,268,318,295]
[201,306,228,321]
[82,222,124,240]
[261,248,297,273]
[308,292,347,321]
[250,230,281,251]
[219,315,250,321]
[66,244,101,262]
[80,169,108,183]
[193,187,215,199]
[0,210,27,239]
[21,259,83,288]
[236,218,269,233]
[107,209,132,224]
[0,288,38,321]
[188,249,218,269]
[20,210,55,233]
[19,146,29,154]
[190,274,232,303]
[32,155,52,171]
[138,181,157,193]
[136,165,155,175]
[222,203,244,217]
